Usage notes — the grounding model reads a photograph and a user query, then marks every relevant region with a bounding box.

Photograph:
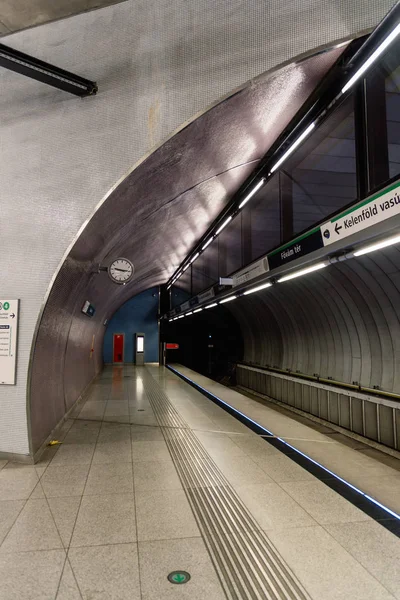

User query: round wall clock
[108,258,134,285]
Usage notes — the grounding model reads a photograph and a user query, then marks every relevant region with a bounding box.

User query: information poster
[0,299,19,385]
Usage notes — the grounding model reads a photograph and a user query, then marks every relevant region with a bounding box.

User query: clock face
[108,258,134,285]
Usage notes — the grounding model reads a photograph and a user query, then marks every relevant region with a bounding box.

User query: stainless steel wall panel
[329,392,340,425]
[378,404,395,448]
[319,389,329,420]
[294,382,303,409]
[351,397,363,436]
[339,394,351,430]
[364,401,379,441]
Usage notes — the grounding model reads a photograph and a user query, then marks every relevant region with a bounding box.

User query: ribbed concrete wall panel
[230,248,400,396]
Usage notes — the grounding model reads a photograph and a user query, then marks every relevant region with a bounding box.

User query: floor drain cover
[167,571,191,585]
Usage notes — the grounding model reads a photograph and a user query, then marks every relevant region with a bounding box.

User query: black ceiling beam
[0,43,98,96]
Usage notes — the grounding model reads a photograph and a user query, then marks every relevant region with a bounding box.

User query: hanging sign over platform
[0,299,19,385]
[321,180,400,247]
[166,343,179,350]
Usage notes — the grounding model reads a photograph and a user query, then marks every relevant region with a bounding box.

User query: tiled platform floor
[0,364,399,599]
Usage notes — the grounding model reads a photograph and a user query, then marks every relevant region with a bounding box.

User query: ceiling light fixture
[193,308,203,313]
[219,295,237,304]
[243,282,272,295]
[342,22,400,93]
[270,122,316,174]
[215,216,232,235]
[202,238,213,250]
[205,303,218,309]
[277,261,328,283]
[238,179,266,209]
[353,232,400,256]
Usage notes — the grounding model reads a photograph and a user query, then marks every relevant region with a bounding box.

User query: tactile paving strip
[142,368,311,600]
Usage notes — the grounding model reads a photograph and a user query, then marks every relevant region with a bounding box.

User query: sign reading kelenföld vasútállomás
[321,180,400,246]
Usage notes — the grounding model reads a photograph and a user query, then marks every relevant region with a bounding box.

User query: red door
[113,334,124,363]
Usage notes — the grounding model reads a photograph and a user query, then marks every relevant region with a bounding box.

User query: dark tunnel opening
[161,307,244,383]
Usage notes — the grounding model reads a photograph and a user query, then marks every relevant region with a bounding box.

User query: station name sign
[267,230,324,270]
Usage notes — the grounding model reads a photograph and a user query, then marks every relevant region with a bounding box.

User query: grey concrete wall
[0,0,395,456]
[229,247,400,393]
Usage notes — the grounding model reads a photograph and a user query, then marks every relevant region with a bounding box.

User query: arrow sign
[334,223,342,235]
[10,313,15,319]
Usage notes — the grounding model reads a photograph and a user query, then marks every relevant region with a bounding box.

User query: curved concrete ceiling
[0,0,127,36]
[28,43,347,452]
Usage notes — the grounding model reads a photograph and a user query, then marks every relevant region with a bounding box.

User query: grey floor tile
[254,453,314,482]
[235,483,317,531]
[84,463,133,496]
[78,401,107,420]
[130,425,164,442]
[98,423,131,443]
[56,559,82,600]
[48,496,82,547]
[281,480,370,525]
[92,440,132,464]
[104,401,129,417]
[267,525,395,600]
[326,521,400,599]
[41,465,90,498]
[133,460,182,492]
[194,431,247,458]
[0,461,8,471]
[136,489,200,542]
[212,454,274,487]
[69,543,140,600]
[227,434,281,459]
[129,412,158,426]
[71,494,136,547]
[50,444,96,467]
[0,500,25,545]
[63,422,100,445]
[1,498,63,552]
[0,549,66,600]
[0,468,39,501]
[139,537,225,599]
[132,440,172,463]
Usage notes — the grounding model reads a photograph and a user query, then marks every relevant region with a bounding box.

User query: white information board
[0,299,19,385]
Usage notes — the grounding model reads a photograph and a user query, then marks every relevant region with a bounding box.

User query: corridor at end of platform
[0,365,399,600]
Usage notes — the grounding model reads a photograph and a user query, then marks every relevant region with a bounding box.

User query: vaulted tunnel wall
[229,247,400,393]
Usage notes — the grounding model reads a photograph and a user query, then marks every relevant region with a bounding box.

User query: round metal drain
[167,571,191,585]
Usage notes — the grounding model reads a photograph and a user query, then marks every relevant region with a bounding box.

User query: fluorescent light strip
[243,282,272,295]
[270,122,316,174]
[219,295,237,304]
[167,366,400,522]
[238,179,266,209]
[205,303,218,309]
[183,264,190,272]
[353,233,400,256]
[178,315,184,319]
[215,216,232,235]
[168,319,173,322]
[193,308,203,313]
[277,261,327,283]
[190,252,199,264]
[342,22,400,94]
[202,237,213,250]
[186,311,193,316]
